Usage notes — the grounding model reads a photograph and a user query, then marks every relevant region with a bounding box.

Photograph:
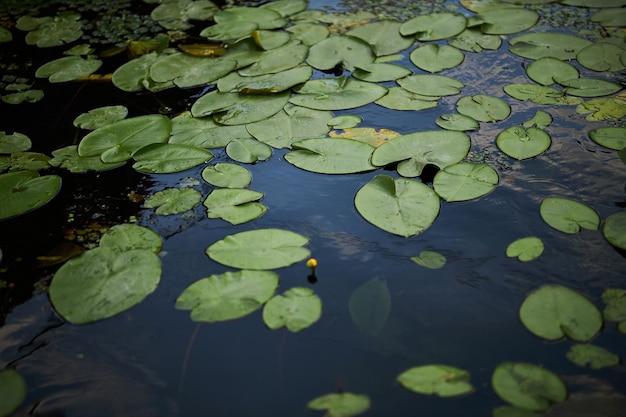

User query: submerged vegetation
[0,0,625,415]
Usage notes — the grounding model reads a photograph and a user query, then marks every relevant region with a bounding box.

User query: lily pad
[509,32,593,60]
[132,143,214,173]
[375,87,439,111]
[98,223,162,253]
[0,170,62,220]
[540,196,600,234]
[239,41,309,76]
[49,145,126,173]
[151,0,218,30]
[504,84,565,105]
[354,175,440,237]
[328,115,362,129]
[149,53,236,88]
[290,76,388,111]
[213,6,286,30]
[410,44,464,73]
[306,35,375,71]
[262,287,322,332]
[218,65,312,94]
[0,131,31,154]
[347,19,414,56]
[1,89,44,105]
[397,74,464,97]
[175,270,279,322]
[476,7,538,34]
[496,126,551,160]
[251,29,291,50]
[411,250,446,269]
[73,105,128,130]
[577,43,626,72]
[456,95,511,122]
[286,22,329,46]
[491,362,567,411]
[206,228,310,270]
[559,78,622,98]
[526,57,579,86]
[225,137,273,163]
[566,344,620,369]
[602,288,626,323]
[201,163,252,188]
[522,110,553,129]
[144,188,202,215]
[203,188,267,225]
[397,365,474,397]
[329,127,400,147]
[307,393,370,417]
[602,210,626,250]
[352,63,412,83]
[576,97,626,121]
[371,130,471,177]
[191,90,290,125]
[0,27,12,42]
[433,162,498,202]
[400,12,467,41]
[36,55,102,83]
[285,138,376,174]
[449,28,501,52]
[78,114,171,163]
[20,14,83,47]
[349,277,390,335]
[436,114,479,131]
[169,111,252,148]
[506,237,544,262]
[588,127,626,150]
[0,369,26,417]
[519,284,603,342]
[112,52,173,92]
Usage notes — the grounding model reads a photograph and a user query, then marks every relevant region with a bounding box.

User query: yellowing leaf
[330,127,400,147]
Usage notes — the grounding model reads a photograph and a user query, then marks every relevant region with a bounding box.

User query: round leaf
[397,365,474,397]
[0,131,31,154]
[577,43,626,72]
[307,393,370,417]
[35,55,102,83]
[149,53,236,88]
[348,20,414,56]
[375,87,439,111]
[0,171,61,220]
[206,228,310,270]
[519,284,603,342]
[203,188,267,225]
[348,277,390,335]
[526,57,579,86]
[436,114,478,131]
[509,32,592,60]
[477,7,538,35]
[201,163,252,188]
[506,237,544,262]
[496,126,551,160]
[175,270,279,322]
[433,162,498,202]
[98,223,162,254]
[411,250,446,269]
[285,138,376,174]
[191,90,290,125]
[170,111,251,148]
[73,105,128,130]
[225,137,273,163]
[144,188,202,215]
[588,127,626,150]
[0,369,26,417]
[290,77,388,111]
[540,196,600,234]
[410,44,464,73]
[603,211,626,250]
[397,74,464,97]
[132,143,214,173]
[504,84,565,105]
[491,362,567,411]
[566,344,620,369]
[306,35,375,71]
[49,145,126,173]
[400,12,467,41]
[354,175,440,237]
[262,287,322,332]
[456,95,511,122]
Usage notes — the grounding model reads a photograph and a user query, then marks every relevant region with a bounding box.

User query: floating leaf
[352,63,412,82]
[263,287,322,332]
[526,57,579,86]
[206,228,310,270]
[348,20,414,56]
[456,95,510,122]
[590,7,626,27]
[151,0,218,30]
[477,7,538,34]
[566,344,620,369]
[98,223,162,253]
[411,250,446,269]
[519,284,602,342]
[170,111,251,148]
[354,175,440,237]
[306,35,375,71]
[397,74,464,97]
[491,362,567,411]
[144,188,202,215]
[0,27,12,42]
[286,22,329,46]
[504,84,565,105]
[78,114,171,163]
[375,87,439,111]
[328,115,362,129]
[559,78,622,98]
[433,162,498,202]
[225,137,273,163]
[0,131,31,154]
[509,32,592,60]
[73,105,128,130]
[191,90,290,125]
[261,0,308,17]
[0,369,26,417]
[218,65,312,94]
[506,237,544,262]
[522,110,552,129]
[36,55,102,83]
[410,44,464,73]
[0,151,50,172]
[175,270,279,322]
[602,288,626,323]
[290,76,388,111]
[449,28,501,52]
[496,126,551,160]
[285,138,376,174]
[213,6,286,30]
[1,89,44,105]
[330,127,400,147]
[400,12,467,41]
[203,188,267,225]
[371,130,471,177]
[0,171,61,220]
[588,127,626,150]
[540,196,599,234]
[397,365,474,397]
[603,211,626,250]
[349,277,390,335]
[252,29,291,50]
[577,43,626,72]
[49,145,125,173]
[201,163,251,188]
[436,113,478,131]
[576,97,626,121]
[112,52,173,92]
[239,41,309,76]
[132,143,214,173]
[20,14,83,47]
[307,393,370,417]
[149,53,236,88]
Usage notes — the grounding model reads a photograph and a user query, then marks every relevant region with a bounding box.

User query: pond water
[1,0,625,416]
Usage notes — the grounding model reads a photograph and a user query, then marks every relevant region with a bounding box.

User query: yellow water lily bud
[306,258,318,269]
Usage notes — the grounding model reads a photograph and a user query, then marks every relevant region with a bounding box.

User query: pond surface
[1,0,625,416]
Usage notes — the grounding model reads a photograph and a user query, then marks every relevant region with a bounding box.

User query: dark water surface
[1,0,625,416]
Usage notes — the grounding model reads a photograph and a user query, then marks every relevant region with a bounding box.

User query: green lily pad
[262,286,322,332]
[213,6,286,30]
[112,52,173,92]
[456,95,511,122]
[433,162,498,202]
[73,105,128,130]
[352,63,412,82]
[349,277,390,335]
[540,196,600,234]
[20,14,83,47]
[496,126,551,160]
[348,19,414,56]
[203,188,267,225]
[218,65,312,94]
[577,43,626,72]
[588,127,626,150]
[397,74,464,97]
[375,87,439,111]
[0,171,61,220]
[506,237,544,262]
[149,53,236,88]
[410,44,464,73]
[371,130,471,177]
[169,111,252,148]
[328,115,362,129]
[175,270,279,322]
[436,114,479,131]
[559,78,622,98]
[603,210,626,250]
[491,362,567,411]
[132,143,214,173]
[144,188,202,215]
[449,28,501,52]
[1,89,44,105]
[602,288,626,323]
[590,7,626,26]
[566,344,620,369]
[206,228,310,270]
[576,97,626,121]
[509,32,593,60]
[0,27,12,42]
[290,76,388,111]
[0,131,31,154]
[519,284,602,342]
[261,0,308,17]
[191,90,290,125]
[49,145,126,173]
[286,22,329,46]
[151,0,218,30]
[397,365,474,397]
[220,38,265,69]
[504,84,565,105]
[251,29,291,50]
[526,57,579,86]
[36,55,102,83]
[306,35,375,71]
[476,7,538,34]
[225,137,273,163]
[0,151,50,172]
[307,393,371,417]
[239,41,309,76]
[78,114,171,163]
[200,21,257,41]
[98,223,162,253]
[0,369,26,417]
[354,175,440,237]
[400,12,467,41]
[285,138,376,174]
[411,250,446,269]
[201,163,252,188]
[522,110,553,129]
